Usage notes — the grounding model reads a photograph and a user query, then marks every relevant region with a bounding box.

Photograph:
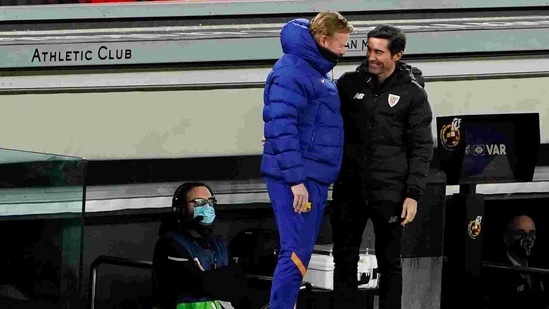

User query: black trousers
[330,195,403,309]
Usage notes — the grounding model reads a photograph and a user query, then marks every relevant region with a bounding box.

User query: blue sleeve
[263,71,310,185]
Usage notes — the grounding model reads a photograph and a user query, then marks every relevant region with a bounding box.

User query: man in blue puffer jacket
[261,11,353,309]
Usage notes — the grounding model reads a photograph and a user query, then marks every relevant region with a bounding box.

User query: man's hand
[261,136,266,146]
[400,197,417,226]
[291,183,309,214]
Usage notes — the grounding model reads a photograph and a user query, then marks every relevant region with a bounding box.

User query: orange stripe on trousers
[291,252,307,277]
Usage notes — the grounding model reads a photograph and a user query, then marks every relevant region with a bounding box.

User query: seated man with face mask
[152,182,253,309]
[483,214,549,309]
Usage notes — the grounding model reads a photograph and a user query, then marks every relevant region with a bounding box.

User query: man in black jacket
[482,214,549,309]
[330,24,433,309]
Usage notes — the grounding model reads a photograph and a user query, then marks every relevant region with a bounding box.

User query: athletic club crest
[388,94,400,107]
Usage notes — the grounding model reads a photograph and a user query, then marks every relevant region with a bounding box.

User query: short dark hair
[367,24,406,56]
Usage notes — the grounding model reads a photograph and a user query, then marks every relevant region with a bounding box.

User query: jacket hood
[280,18,336,74]
[356,60,425,87]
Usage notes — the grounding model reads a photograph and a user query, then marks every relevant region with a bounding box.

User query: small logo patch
[353,93,365,99]
[468,216,482,239]
[440,118,462,151]
[388,216,400,223]
[388,94,400,107]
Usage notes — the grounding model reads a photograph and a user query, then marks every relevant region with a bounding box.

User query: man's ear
[318,35,328,47]
[392,51,403,62]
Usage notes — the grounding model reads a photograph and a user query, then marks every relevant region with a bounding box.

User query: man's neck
[507,250,528,267]
[376,67,397,84]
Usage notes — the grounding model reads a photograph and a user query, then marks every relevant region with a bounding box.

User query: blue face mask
[193,205,216,224]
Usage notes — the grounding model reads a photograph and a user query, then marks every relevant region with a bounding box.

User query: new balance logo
[388,216,400,223]
[353,93,365,99]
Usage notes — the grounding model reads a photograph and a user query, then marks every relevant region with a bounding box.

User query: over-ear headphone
[172,183,187,213]
[171,182,215,216]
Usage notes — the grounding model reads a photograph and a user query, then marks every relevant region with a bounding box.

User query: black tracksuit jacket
[333,61,433,203]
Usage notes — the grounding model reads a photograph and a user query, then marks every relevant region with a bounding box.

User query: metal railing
[482,262,549,276]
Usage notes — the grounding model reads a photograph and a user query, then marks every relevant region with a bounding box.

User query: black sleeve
[334,72,364,188]
[152,237,252,308]
[336,72,358,146]
[405,86,434,201]
[336,73,352,122]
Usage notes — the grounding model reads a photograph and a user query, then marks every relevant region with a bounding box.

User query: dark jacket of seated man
[152,182,252,309]
[482,214,549,309]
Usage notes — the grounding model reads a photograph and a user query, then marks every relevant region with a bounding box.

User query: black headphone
[172,184,187,213]
[171,182,215,218]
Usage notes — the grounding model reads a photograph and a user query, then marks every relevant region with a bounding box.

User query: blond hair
[309,11,354,41]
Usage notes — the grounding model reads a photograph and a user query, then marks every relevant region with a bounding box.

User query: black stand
[442,184,485,308]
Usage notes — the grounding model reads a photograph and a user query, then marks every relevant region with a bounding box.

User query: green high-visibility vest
[175,300,223,309]
[155,300,224,309]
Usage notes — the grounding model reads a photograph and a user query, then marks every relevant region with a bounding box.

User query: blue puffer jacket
[261,18,344,185]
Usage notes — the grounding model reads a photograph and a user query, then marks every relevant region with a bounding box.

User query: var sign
[471,144,507,156]
[486,144,507,155]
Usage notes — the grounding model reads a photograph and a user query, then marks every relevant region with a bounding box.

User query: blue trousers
[265,177,329,309]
